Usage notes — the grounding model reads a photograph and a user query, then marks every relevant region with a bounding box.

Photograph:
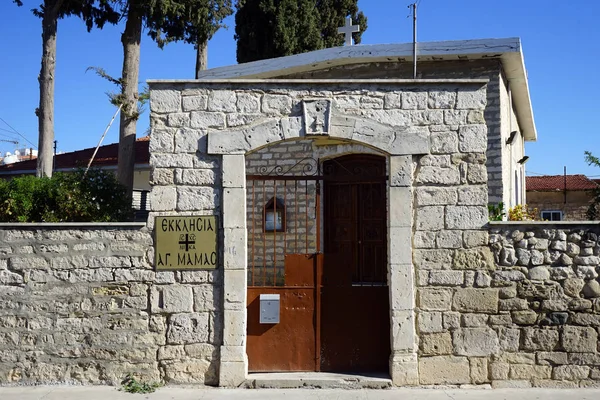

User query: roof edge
[148,37,536,144]
[500,41,537,141]
[176,38,522,81]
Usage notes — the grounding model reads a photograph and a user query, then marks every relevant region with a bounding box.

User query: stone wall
[0,224,220,385]
[281,59,506,204]
[416,221,600,388]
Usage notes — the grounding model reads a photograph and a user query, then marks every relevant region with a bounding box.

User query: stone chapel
[147,37,537,386]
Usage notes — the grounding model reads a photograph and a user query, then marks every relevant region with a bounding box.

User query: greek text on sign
[155,216,218,270]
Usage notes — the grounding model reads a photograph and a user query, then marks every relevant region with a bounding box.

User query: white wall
[500,72,526,212]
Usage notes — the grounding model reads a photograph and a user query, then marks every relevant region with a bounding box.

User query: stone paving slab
[2,387,600,400]
[246,372,392,389]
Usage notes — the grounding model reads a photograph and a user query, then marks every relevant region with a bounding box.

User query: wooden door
[321,155,390,372]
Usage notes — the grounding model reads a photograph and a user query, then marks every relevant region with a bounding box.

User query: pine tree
[235,0,367,64]
[12,1,119,178]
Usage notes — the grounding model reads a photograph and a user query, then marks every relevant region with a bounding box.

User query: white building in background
[0,148,38,165]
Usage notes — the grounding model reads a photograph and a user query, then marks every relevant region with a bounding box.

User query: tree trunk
[195,40,208,78]
[117,1,143,204]
[36,0,62,178]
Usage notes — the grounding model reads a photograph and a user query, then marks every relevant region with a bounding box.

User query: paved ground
[2,387,600,400]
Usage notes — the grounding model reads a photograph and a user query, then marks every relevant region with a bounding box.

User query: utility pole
[564,166,567,204]
[53,140,57,174]
[411,2,418,79]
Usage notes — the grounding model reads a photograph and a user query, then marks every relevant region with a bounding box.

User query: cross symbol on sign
[179,234,195,251]
[337,16,360,46]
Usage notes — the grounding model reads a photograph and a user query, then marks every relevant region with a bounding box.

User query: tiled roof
[0,137,150,173]
[526,174,600,191]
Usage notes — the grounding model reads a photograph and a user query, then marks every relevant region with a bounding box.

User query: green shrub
[488,202,505,221]
[0,169,133,222]
[120,374,162,394]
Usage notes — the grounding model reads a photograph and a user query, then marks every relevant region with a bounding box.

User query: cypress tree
[235,0,367,63]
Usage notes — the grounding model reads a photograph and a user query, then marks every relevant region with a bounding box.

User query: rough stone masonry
[147,79,493,386]
[416,221,600,388]
[1,77,599,388]
[0,225,221,385]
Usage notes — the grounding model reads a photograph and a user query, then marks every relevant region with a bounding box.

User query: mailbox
[259,294,280,324]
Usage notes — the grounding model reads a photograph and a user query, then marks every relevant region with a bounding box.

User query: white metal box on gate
[259,294,280,324]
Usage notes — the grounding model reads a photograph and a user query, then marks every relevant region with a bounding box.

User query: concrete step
[245,372,392,389]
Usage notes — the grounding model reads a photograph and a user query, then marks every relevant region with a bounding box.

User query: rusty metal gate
[246,155,389,373]
[246,157,322,372]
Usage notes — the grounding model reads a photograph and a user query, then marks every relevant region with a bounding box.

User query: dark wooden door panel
[321,154,390,373]
[320,286,390,372]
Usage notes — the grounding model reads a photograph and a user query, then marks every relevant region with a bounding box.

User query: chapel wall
[0,77,546,387]
[281,59,504,206]
[0,225,220,385]
[147,80,494,387]
[499,71,526,210]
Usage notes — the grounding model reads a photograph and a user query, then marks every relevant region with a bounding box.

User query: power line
[526,171,549,176]
[528,171,600,177]
[0,129,21,139]
[0,117,36,148]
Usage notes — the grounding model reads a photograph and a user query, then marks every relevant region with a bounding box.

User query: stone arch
[208,114,428,156]
[210,114,426,387]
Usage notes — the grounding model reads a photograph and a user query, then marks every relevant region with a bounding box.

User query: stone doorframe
[209,113,428,386]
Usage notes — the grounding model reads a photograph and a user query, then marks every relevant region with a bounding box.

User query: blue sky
[0,0,599,177]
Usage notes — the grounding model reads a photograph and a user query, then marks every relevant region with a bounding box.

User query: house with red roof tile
[526,174,599,220]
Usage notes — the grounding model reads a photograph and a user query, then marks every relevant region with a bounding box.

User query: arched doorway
[245,149,390,373]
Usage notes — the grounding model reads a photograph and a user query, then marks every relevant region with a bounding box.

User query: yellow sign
[155,216,218,270]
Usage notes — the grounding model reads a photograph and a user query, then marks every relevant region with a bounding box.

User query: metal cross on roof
[337,16,360,46]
